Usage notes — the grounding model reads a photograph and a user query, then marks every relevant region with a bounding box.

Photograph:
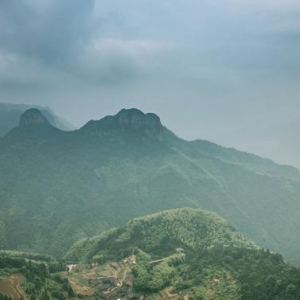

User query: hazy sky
[0,0,300,165]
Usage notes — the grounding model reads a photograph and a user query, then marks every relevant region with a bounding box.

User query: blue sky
[0,0,300,166]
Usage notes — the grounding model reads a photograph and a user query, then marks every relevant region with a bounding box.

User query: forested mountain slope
[1,108,300,262]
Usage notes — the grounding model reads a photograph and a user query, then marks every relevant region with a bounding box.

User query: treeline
[0,251,53,262]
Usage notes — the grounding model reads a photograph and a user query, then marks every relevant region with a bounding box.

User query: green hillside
[66,207,255,262]
[63,208,300,300]
[1,108,300,262]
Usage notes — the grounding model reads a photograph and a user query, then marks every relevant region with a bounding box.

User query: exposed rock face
[81,108,164,140]
[116,108,163,139]
[117,108,161,130]
[20,108,50,126]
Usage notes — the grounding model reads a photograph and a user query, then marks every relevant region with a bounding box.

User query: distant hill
[64,208,300,300]
[0,103,74,136]
[218,117,300,169]
[1,108,300,264]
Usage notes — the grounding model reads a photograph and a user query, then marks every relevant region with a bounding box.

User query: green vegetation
[66,208,255,262]
[0,252,74,299]
[1,208,299,299]
[182,247,300,300]
[0,295,13,300]
[1,108,300,264]
[66,208,300,300]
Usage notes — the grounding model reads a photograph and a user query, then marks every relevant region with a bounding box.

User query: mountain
[1,108,300,263]
[0,103,74,136]
[63,208,300,300]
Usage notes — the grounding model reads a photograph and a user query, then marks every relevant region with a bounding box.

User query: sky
[0,0,300,166]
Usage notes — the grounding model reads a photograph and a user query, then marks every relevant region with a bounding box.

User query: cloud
[0,0,95,64]
[0,0,299,112]
[0,0,175,87]
[62,38,173,86]
[225,0,300,13]
[88,38,172,69]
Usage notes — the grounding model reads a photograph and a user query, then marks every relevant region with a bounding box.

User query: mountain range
[1,107,300,265]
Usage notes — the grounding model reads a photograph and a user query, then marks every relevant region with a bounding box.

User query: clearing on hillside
[0,274,27,300]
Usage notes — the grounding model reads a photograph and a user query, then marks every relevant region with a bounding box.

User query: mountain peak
[116,108,162,130]
[81,108,164,140]
[20,108,50,127]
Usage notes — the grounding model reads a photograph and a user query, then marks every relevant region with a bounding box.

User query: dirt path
[11,275,27,300]
[149,258,167,264]
[111,263,119,278]
[120,266,129,284]
[160,287,178,300]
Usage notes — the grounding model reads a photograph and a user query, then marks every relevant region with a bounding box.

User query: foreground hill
[0,103,74,136]
[63,208,300,300]
[1,108,300,263]
[1,209,300,300]
[66,207,256,262]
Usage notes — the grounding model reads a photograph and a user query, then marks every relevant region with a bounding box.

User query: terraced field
[62,256,188,300]
[0,275,27,299]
